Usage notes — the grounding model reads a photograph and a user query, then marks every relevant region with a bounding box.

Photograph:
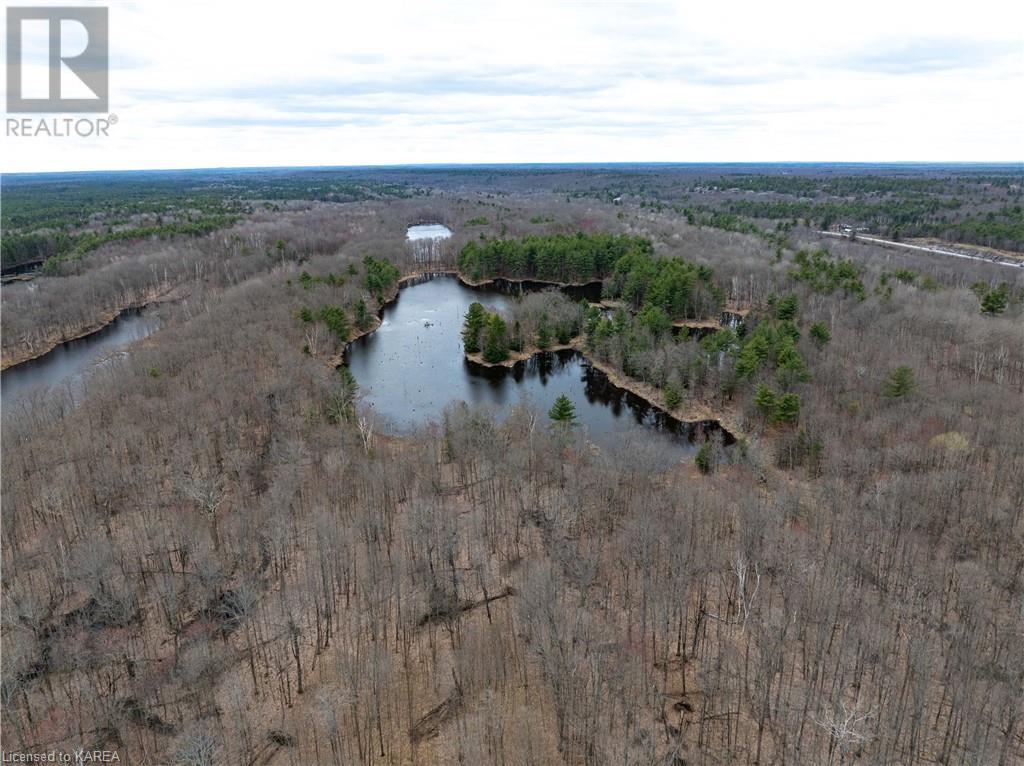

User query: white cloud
[3,0,1022,171]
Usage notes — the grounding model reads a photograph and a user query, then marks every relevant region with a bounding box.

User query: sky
[2,0,1022,172]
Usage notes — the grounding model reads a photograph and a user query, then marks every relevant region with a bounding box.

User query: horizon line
[5,160,1023,178]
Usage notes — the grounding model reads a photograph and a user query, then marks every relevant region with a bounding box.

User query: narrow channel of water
[1,308,160,414]
[345,274,728,458]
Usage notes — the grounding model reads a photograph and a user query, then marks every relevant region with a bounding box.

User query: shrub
[663,384,682,410]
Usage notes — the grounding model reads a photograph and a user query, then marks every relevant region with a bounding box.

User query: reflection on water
[345,274,727,457]
[1,308,159,414]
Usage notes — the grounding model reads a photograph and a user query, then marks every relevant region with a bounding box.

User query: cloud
[3,0,1022,171]
[835,38,1021,75]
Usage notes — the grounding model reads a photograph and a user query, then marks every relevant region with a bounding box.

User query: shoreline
[1,287,177,371]
[411,269,746,437]
[464,336,745,438]
[581,347,745,439]
[464,341,577,368]
[457,273,603,289]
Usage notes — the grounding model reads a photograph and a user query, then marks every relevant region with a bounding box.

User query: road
[818,231,1024,270]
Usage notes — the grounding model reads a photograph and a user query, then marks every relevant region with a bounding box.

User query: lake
[406,224,453,241]
[345,274,727,459]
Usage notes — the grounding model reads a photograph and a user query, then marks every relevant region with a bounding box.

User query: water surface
[345,275,723,458]
[406,224,453,241]
[2,308,159,414]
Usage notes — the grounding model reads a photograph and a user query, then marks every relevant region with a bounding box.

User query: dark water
[345,274,727,458]
[484,277,602,303]
[1,308,159,414]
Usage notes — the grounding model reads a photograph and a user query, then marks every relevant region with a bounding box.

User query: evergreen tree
[326,366,359,423]
[775,294,799,322]
[885,365,916,398]
[548,394,577,425]
[462,302,487,354]
[754,384,777,418]
[695,443,714,474]
[482,314,510,363]
[536,314,552,349]
[663,383,682,410]
[354,299,372,330]
[319,305,349,341]
[775,338,810,389]
[809,322,831,346]
[980,284,1009,315]
[773,392,801,424]
[363,256,400,300]
[638,304,672,336]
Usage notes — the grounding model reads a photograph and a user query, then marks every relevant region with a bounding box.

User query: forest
[1,165,1023,766]
[1,169,421,272]
[457,232,650,283]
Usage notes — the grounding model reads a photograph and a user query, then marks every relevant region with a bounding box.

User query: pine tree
[775,294,799,322]
[548,395,577,425]
[980,285,1009,315]
[482,314,510,363]
[809,322,831,346]
[326,366,359,423]
[354,299,372,330]
[884,366,915,398]
[695,443,714,474]
[462,302,487,354]
[773,392,801,424]
[775,338,810,388]
[319,305,349,341]
[754,384,777,418]
[536,315,552,349]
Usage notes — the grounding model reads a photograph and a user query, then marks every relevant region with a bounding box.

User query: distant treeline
[1,215,238,272]
[721,199,1024,251]
[1,169,421,271]
[697,172,1024,195]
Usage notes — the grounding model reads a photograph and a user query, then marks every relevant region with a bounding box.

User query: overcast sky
[3,0,1022,172]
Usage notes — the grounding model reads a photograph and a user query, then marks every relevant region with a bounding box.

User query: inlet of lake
[345,274,728,460]
[1,308,160,414]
